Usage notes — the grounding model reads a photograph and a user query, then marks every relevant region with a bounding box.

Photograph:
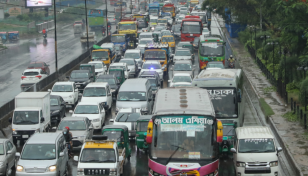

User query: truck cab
[149,3,160,16]
[111,34,129,53]
[74,136,125,176]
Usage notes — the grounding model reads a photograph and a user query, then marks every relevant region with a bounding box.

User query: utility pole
[121,0,122,21]
[84,0,89,50]
[106,0,108,36]
[53,0,58,80]
[260,5,262,30]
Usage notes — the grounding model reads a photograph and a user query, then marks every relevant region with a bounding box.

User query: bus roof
[118,21,136,24]
[163,3,175,6]
[153,87,215,116]
[199,35,223,42]
[182,18,202,22]
[185,15,200,19]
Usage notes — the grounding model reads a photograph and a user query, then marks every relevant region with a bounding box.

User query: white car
[49,82,79,108]
[88,61,107,75]
[81,82,113,111]
[140,61,165,82]
[109,108,141,137]
[124,49,143,70]
[176,15,185,24]
[172,48,194,62]
[168,73,193,87]
[70,101,105,130]
[202,27,210,36]
[163,16,173,25]
[20,69,48,89]
[108,62,129,79]
[137,38,154,51]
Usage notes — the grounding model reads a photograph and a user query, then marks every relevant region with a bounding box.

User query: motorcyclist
[102,27,106,36]
[42,28,47,37]
[228,55,235,63]
[63,126,73,158]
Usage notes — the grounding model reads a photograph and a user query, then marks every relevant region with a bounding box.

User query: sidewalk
[214,14,308,175]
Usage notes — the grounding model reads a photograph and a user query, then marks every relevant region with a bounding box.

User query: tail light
[21,76,26,80]
[36,75,42,79]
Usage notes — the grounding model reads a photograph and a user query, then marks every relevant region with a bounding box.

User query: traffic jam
[9,0,284,175]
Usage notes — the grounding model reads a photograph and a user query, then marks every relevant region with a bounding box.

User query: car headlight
[77,168,84,174]
[52,110,60,114]
[151,27,154,30]
[141,107,148,112]
[16,165,24,172]
[110,168,117,175]
[92,118,100,122]
[270,161,278,167]
[12,130,17,135]
[236,162,245,167]
[47,165,57,172]
[0,162,4,167]
[69,94,73,98]
[83,82,87,84]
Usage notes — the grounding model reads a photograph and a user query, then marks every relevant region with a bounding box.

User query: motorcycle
[43,33,47,39]
[228,61,235,68]
[66,142,73,159]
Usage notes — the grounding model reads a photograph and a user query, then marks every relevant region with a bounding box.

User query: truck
[80,32,97,48]
[9,92,51,144]
[144,43,173,73]
[88,9,106,30]
[111,34,130,52]
[8,31,19,42]
[74,135,125,176]
[74,24,83,34]
[149,2,160,16]
[117,21,138,48]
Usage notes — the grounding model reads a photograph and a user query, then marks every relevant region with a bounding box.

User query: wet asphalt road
[0,4,116,107]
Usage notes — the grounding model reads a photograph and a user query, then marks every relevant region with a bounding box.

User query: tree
[4,13,10,19]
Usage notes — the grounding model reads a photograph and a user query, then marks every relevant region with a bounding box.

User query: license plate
[76,85,80,87]
[22,135,29,138]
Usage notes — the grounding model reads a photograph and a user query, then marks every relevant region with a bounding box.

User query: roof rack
[145,43,169,49]
[84,135,117,143]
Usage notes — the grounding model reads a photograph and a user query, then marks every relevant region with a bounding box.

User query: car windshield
[137,121,149,131]
[144,51,165,59]
[154,27,165,31]
[161,31,171,36]
[193,37,200,44]
[52,85,73,92]
[111,35,125,43]
[70,72,89,79]
[207,63,224,68]
[109,70,123,77]
[223,125,235,136]
[139,40,153,45]
[115,113,140,122]
[200,43,224,56]
[24,72,39,76]
[117,91,147,101]
[74,105,99,114]
[50,98,59,106]
[90,63,103,69]
[58,120,86,131]
[182,21,201,34]
[149,9,158,13]
[164,17,171,20]
[179,16,185,20]
[124,53,140,59]
[162,37,174,42]
[120,60,135,65]
[96,78,116,85]
[158,19,167,24]
[174,63,192,71]
[175,50,191,56]
[80,149,116,163]
[150,19,158,23]
[83,87,106,97]
[102,131,123,142]
[180,11,187,14]
[140,35,153,39]
[138,22,147,28]
[148,79,158,87]
[119,23,136,30]
[21,144,56,160]
[0,144,3,155]
[172,75,192,83]
[142,63,161,69]
[13,111,39,125]
[203,28,209,32]
[28,63,43,68]
[173,25,181,32]
[92,51,109,60]
[238,138,275,153]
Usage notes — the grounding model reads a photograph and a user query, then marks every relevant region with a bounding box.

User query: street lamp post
[105,0,108,36]
[84,0,89,50]
[53,0,58,80]
[260,34,270,61]
[267,42,279,79]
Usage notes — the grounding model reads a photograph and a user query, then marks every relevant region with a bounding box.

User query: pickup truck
[74,136,125,176]
[80,32,97,48]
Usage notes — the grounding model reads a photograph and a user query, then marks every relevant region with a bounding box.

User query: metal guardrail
[36,20,55,33]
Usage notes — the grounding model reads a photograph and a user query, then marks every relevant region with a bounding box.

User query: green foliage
[4,13,10,19]
[16,13,43,22]
[282,112,297,122]
[286,82,300,93]
[263,86,276,94]
[259,98,275,117]
[299,78,308,104]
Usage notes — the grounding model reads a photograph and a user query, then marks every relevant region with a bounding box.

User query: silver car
[119,58,138,77]
[0,138,16,175]
[56,116,94,150]
[172,48,194,63]
[171,60,195,78]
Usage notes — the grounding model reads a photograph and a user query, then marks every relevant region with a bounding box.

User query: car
[168,73,193,87]
[0,138,16,176]
[56,116,94,150]
[172,48,194,63]
[16,133,69,176]
[88,61,107,75]
[123,49,143,70]
[179,7,188,11]
[157,18,168,28]
[74,21,85,28]
[163,16,173,25]
[138,32,153,43]
[153,26,166,32]
[70,101,106,130]
[109,108,141,137]
[176,14,185,24]
[67,70,93,92]
[119,58,138,77]
[171,60,195,78]
[179,10,188,15]
[96,74,121,97]
[193,37,200,50]
[27,61,50,75]
[171,24,181,39]
[49,82,79,108]
[139,70,161,92]
[161,30,172,37]
[20,69,48,89]
[137,38,154,54]
[205,61,225,69]
[140,61,164,83]
[109,62,130,79]
[50,95,66,123]
[107,14,116,24]
[202,27,210,36]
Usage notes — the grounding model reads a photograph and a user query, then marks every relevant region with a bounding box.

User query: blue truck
[111,34,129,52]
[149,3,160,16]
[88,9,106,30]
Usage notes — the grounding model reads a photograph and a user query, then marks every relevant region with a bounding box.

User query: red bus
[110,0,118,6]
[180,16,203,42]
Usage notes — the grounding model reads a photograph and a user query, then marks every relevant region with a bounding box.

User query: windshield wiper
[84,159,100,162]
[20,120,38,124]
[240,150,261,153]
[117,113,126,121]
[165,145,186,165]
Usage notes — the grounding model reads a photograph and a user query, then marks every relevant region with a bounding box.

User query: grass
[259,98,275,117]
[263,86,276,94]
[288,91,300,105]
[282,111,298,122]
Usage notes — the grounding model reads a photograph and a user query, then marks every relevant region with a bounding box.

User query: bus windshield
[182,21,201,34]
[205,88,237,118]
[163,7,174,12]
[111,35,125,43]
[119,23,136,30]
[144,51,166,60]
[149,9,158,13]
[150,115,215,161]
[200,42,224,56]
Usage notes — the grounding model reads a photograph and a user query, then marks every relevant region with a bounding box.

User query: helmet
[230,55,233,58]
[65,126,70,131]
[63,128,68,134]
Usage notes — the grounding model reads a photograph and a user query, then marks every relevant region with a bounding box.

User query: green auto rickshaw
[102,125,132,160]
[108,68,126,84]
[219,120,237,158]
[136,115,152,152]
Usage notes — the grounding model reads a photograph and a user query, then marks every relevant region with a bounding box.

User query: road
[5,11,295,176]
[0,4,116,107]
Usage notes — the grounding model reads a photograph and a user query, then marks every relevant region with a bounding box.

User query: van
[15,132,69,176]
[116,78,153,114]
[80,64,96,81]
[231,126,282,176]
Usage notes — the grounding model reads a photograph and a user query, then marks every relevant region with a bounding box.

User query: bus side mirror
[237,89,242,102]
[216,120,223,143]
[146,119,153,144]
[116,26,118,29]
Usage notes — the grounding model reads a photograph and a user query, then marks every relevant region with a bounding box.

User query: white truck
[10,92,51,144]
[74,136,125,176]
[80,32,97,48]
[74,24,83,34]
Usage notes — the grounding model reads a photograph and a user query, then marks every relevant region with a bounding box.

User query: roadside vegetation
[259,98,275,118]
